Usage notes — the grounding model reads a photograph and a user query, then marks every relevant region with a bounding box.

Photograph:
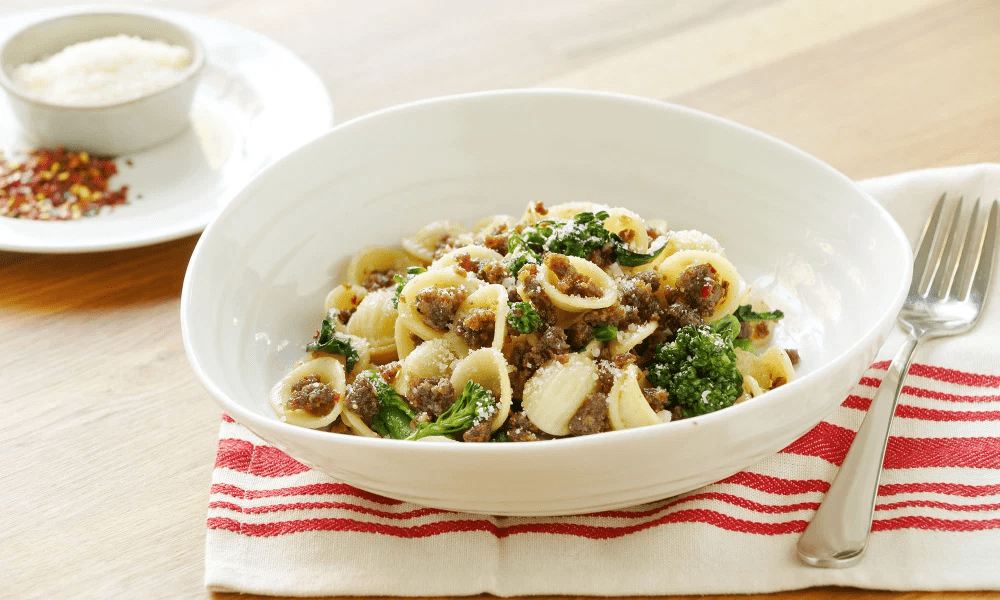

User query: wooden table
[2,0,998,598]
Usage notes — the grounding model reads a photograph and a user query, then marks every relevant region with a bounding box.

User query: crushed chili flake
[0,147,129,220]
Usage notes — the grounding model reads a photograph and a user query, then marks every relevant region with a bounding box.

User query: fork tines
[910,193,1000,302]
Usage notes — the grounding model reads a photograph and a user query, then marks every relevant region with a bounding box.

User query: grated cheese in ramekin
[13,34,192,106]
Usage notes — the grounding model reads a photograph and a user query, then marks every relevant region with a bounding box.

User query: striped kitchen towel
[204,164,1000,596]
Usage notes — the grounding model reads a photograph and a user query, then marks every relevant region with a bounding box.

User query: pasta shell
[602,207,649,253]
[397,268,482,341]
[341,407,381,438]
[735,347,796,393]
[662,230,725,256]
[471,214,516,240]
[646,219,669,237]
[440,331,472,359]
[742,374,764,398]
[397,336,463,397]
[346,288,399,364]
[431,245,504,270]
[656,249,745,321]
[343,247,417,287]
[454,284,510,350]
[538,255,618,312]
[609,321,658,356]
[607,364,662,430]
[449,348,513,431]
[631,229,723,273]
[521,353,599,436]
[401,220,466,263]
[759,346,796,389]
[740,301,779,351]
[518,202,550,225]
[394,316,421,362]
[323,284,367,326]
[269,357,345,428]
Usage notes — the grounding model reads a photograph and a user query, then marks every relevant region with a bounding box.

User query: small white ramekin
[0,11,205,156]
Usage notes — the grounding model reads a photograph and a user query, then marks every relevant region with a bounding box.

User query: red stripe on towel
[207,510,1000,539]
[207,509,808,538]
[210,482,402,505]
[215,438,311,477]
[842,395,1000,420]
[870,362,1000,387]
[781,421,1000,469]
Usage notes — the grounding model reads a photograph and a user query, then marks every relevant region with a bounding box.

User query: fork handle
[796,332,922,568]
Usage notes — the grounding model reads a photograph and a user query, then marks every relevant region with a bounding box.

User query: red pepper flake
[0,147,129,220]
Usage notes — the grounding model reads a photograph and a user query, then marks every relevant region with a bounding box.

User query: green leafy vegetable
[505,211,669,276]
[306,317,359,372]
[593,325,618,342]
[543,210,611,259]
[733,305,785,322]
[364,370,417,440]
[613,236,666,267]
[411,381,498,440]
[646,315,744,418]
[392,266,426,308]
[506,232,542,276]
[488,430,511,443]
[507,301,541,334]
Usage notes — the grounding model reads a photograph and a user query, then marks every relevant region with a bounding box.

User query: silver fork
[797,193,1000,568]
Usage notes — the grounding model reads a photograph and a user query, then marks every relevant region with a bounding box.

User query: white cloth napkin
[204,164,1000,596]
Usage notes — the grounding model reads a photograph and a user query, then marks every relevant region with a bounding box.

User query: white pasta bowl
[0,11,204,156]
[181,89,912,516]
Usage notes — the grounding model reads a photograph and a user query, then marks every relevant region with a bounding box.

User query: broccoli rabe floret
[363,371,416,439]
[507,301,541,334]
[646,315,744,418]
[411,381,498,440]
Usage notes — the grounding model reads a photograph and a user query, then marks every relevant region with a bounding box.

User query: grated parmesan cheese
[13,34,192,106]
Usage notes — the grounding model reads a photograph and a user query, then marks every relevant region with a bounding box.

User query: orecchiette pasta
[344,247,418,289]
[521,353,599,436]
[396,268,483,341]
[448,348,513,431]
[609,321,658,356]
[656,250,745,321]
[608,364,663,431]
[396,335,465,397]
[272,201,797,441]
[270,357,346,429]
[401,220,467,263]
[537,255,617,311]
[346,288,399,364]
[323,284,367,324]
[602,207,650,253]
[432,245,504,270]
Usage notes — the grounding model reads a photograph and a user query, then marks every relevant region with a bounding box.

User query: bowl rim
[0,9,206,111]
[181,87,913,456]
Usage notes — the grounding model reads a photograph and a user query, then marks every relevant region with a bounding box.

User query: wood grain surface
[2,1,998,599]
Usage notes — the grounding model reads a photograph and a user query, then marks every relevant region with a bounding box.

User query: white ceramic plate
[0,6,332,253]
[182,90,913,516]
